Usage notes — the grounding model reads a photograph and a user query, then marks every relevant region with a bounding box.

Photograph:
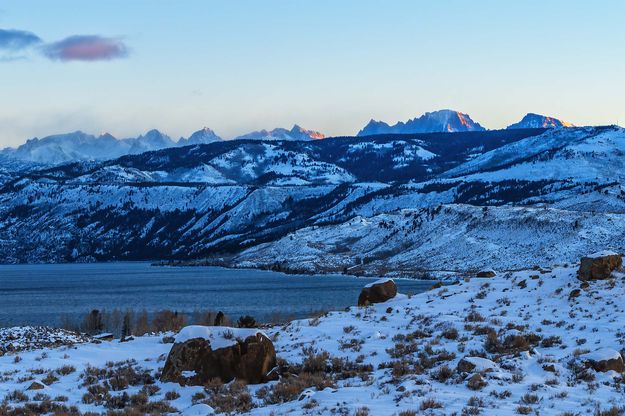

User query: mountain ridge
[0,111,576,166]
[357,109,486,136]
[0,124,323,165]
[1,126,624,271]
[507,112,574,129]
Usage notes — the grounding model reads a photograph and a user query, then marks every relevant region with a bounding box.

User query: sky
[0,0,624,147]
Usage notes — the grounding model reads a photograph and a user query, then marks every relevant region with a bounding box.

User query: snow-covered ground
[2,261,625,415]
[235,204,625,276]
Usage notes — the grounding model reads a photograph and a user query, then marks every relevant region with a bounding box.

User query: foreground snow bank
[2,263,625,414]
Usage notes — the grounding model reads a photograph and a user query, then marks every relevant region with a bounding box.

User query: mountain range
[0,111,573,166]
[357,109,486,136]
[0,125,323,166]
[0,123,622,272]
[506,112,575,129]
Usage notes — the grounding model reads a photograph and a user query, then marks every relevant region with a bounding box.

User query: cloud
[42,35,128,61]
[0,28,42,50]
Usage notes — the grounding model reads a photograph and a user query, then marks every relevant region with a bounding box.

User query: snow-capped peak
[126,130,175,154]
[178,127,222,146]
[357,109,485,136]
[507,113,574,129]
[234,125,325,141]
[290,125,325,140]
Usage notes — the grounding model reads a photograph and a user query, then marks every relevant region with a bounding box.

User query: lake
[0,262,435,327]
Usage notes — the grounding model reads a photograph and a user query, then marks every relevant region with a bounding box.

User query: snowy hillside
[2,262,625,414]
[234,204,625,276]
[1,126,625,272]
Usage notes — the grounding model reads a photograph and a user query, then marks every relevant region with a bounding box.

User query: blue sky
[0,0,623,146]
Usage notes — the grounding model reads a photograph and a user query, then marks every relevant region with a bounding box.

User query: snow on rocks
[457,356,497,373]
[358,278,397,306]
[161,326,276,386]
[476,268,496,278]
[578,251,622,280]
[173,325,265,350]
[583,348,625,373]
[0,326,91,354]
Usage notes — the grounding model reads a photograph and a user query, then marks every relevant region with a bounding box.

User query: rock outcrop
[457,357,496,374]
[358,279,397,306]
[578,251,622,280]
[160,326,276,386]
[27,381,46,390]
[583,349,625,373]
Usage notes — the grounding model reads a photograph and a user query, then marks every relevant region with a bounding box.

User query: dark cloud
[42,35,128,61]
[0,28,42,50]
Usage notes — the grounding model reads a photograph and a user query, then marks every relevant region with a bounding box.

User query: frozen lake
[0,262,435,327]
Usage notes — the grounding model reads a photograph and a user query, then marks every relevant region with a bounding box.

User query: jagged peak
[507,113,574,129]
[358,109,484,136]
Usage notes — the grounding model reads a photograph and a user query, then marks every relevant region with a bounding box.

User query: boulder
[160,326,276,386]
[568,289,581,299]
[466,373,487,390]
[358,279,397,306]
[457,357,496,374]
[583,349,625,373]
[476,269,496,278]
[578,251,622,280]
[542,364,556,373]
[27,381,45,390]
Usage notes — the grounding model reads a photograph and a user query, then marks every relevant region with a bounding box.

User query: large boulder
[578,251,622,280]
[457,357,496,374]
[476,269,496,278]
[358,278,397,306]
[160,326,276,386]
[583,349,625,373]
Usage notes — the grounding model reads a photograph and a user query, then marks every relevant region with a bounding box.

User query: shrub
[106,392,130,410]
[467,374,487,390]
[442,327,459,340]
[83,309,105,335]
[595,406,625,416]
[204,380,253,413]
[354,407,370,416]
[302,348,330,373]
[263,372,335,404]
[420,398,443,410]
[165,390,180,401]
[82,383,110,405]
[152,310,186,333]
[237,315,257,328]
[6,390,28,402]
[432,365,454,382]
[42,372,59,385]
[540,335,562,348]
[56,365,76,376]
[521,393,540,404]
[338,338,364,352]
[466,311,485,322]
